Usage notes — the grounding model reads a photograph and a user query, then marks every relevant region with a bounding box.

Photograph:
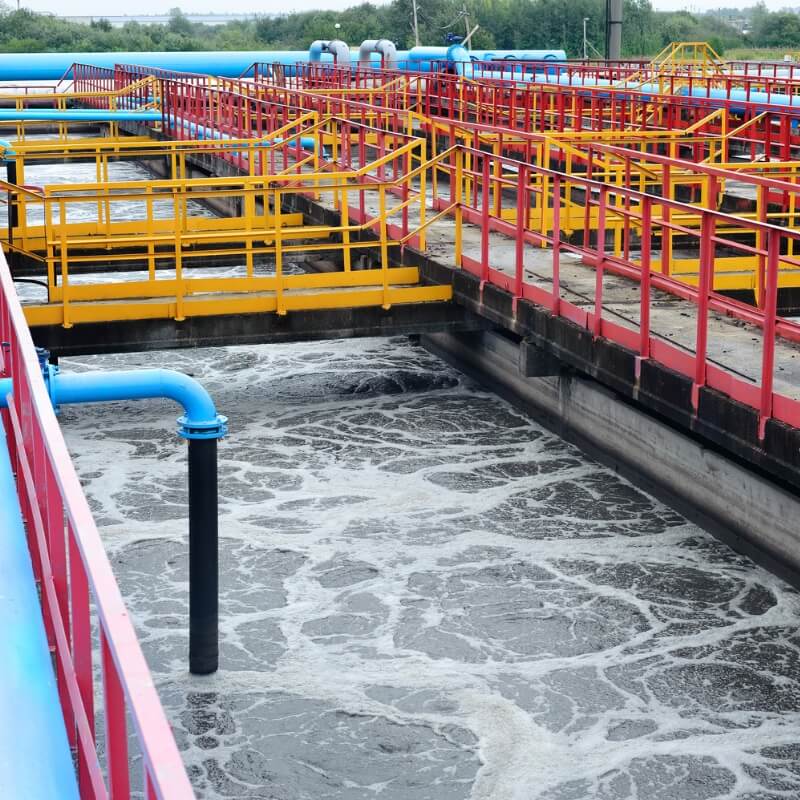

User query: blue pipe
[308,40,350,67]
[0,365,227,440]
[0,423,80,800]
[0,109,162,121]
[398,45,565,76]
[684,85,800,110]
[175,118,317,150]
[475,49,566,61]
[400,46,449,73]
[0,47,568,82]
[0,49,390,81]
[0,51,314,81]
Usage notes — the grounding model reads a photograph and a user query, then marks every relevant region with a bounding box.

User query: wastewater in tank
[18,160,800,799]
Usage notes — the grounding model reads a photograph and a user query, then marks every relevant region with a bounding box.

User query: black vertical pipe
[6,159,17,249]
[188,438,218,674]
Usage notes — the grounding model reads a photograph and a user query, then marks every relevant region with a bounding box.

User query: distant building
[60,14,261,27]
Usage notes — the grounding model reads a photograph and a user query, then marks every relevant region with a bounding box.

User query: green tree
[167,7,193,36]
[750,9,800,49]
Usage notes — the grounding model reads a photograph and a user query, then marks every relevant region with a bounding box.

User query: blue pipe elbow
[52,370,227,439]
[0,138,15,161]
[0,368,227,440]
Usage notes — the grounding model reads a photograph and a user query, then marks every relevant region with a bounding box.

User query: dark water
[57,338,800,800]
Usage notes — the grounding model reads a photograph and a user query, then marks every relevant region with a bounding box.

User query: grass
[724,47,800,62]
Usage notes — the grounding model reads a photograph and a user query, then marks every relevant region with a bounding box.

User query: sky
[13,0,782,19]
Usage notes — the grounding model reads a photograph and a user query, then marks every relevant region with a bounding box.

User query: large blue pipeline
[0,421,80,800]
[0,39,796,114]
[0,45,566,82]
[529,70,800,112]
[3,40,793,116]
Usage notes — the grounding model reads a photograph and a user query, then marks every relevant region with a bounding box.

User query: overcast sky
[15,0,779,19]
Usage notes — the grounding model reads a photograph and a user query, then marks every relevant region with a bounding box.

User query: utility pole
[463,4,471,49]
[606,0,622,60]
[411,0,420,47]
[463,24,480,49]
[583,17,589,60]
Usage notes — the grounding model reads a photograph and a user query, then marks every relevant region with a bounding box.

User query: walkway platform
[418,234,800,492]
[31,296,487,355]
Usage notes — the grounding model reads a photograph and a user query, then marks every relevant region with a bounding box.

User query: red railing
[81,64,800,438]
[0,252,195,799]
[426,144,800,436]
[71,63,117,99]
[439,59,800,100]
[99,60,800,165]
[230,61,800,159]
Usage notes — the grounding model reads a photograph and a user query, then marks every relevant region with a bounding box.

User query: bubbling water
[59,338,800,800]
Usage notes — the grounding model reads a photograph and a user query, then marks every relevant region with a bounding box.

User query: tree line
[0,1,797,58]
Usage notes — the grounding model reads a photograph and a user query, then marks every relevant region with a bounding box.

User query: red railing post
[101,629,131,800]
[639,198,652,360]
[693,203,716,409]
[759,228,780,439]
[593,185,607,338]
[68,520,96,794]
[551,174,561,316]
[481,154,490,286]
[514,166,527,304]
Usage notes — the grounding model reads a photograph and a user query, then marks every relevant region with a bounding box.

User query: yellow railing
[5,77,800,322]
[12,133,448,328]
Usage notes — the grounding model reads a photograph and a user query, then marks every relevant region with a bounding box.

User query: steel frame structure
[2,45,800,799]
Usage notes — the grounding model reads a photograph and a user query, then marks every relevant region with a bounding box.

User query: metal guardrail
[25,64,800,437]
[0,250,195,799]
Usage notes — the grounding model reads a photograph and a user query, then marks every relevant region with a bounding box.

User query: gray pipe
[308,39,351,68]
[358,39,398,70]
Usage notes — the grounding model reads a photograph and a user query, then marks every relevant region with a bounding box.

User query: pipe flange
[178,413,228,440]
[35,347,59,410]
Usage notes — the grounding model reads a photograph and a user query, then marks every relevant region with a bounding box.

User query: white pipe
[358,39,398,70]
[308,40,351,68]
